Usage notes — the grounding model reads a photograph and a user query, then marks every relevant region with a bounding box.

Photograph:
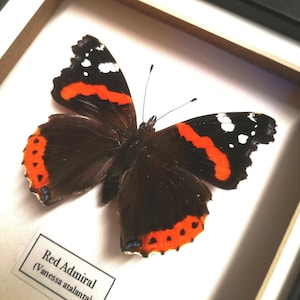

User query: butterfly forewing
[51,35,137,136]
[149,112,276,189]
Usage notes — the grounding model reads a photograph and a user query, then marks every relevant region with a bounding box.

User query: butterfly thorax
[119,115,156,165]
[102,116,157,203]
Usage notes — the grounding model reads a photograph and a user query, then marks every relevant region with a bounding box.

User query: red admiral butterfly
[23,35,276,257]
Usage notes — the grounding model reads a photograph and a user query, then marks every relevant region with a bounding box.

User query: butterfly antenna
[157,98,197,122]
[142,64,154,122]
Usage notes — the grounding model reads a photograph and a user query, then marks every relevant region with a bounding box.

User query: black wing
[51,35,137,139]
[117,151,211,257]
[23,115,120,205]
[150,112,276,189]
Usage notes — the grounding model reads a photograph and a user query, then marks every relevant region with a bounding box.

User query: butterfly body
[23,35,276,257]
[102,116,157,203]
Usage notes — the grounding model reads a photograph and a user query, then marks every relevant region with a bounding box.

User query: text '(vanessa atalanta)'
[23,35,276,257]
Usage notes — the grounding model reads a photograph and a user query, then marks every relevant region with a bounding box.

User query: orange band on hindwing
[136,215,207,256]
[23,128,49,190]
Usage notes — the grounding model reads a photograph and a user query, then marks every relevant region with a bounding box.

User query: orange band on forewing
[60,82,132,105]
[23,129,49,189]
[176,122,231,181]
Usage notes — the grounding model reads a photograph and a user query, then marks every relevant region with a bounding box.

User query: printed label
[15,234,115,299]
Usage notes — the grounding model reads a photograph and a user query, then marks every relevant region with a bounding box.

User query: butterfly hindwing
[23,114,121,205]
[117,151,211,257]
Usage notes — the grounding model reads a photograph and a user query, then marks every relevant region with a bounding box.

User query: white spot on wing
[248,112,257,122]
[81,58,91,67]
[217,113,235,132]
[96,44,105,51]
[98,62,120,73]
[238,134,248,144]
